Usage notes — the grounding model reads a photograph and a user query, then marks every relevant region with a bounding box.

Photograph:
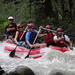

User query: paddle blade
[25,48,33,59]
[25,55,29,59]
[9,50,16,57]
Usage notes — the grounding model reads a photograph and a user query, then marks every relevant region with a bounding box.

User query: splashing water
[0,42,75,75]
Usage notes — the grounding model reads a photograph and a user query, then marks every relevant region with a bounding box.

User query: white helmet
[8,16,14,20]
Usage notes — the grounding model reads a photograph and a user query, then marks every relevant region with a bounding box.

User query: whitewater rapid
[0,42,75,75]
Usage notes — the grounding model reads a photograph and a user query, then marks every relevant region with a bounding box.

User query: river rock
[49,69,64,75]
[8,65,35,75]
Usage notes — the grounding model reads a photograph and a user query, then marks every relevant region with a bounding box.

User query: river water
[0,42,75,75]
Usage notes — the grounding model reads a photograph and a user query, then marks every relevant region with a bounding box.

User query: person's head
[17,24,24,31]
[45,25,52,29]
[56,28,63,36]
[45,25,53,33]
[8,16,14,23]
[27,23,35,32]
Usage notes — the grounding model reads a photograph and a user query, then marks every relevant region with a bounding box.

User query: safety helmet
[27,23,35,29]
[45,25,52,29]
[8,16,14,20]
[56,28,63,32]
[17,24,24,28]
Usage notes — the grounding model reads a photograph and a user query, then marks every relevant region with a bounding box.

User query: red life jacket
[12,32,16,38]
[45,33,55,44]
[56,35,67,47]
[17,31,25,41]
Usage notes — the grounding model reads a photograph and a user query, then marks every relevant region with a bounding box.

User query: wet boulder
[49,69,64,75]
[51,72,63,75]
[8,65,35,75]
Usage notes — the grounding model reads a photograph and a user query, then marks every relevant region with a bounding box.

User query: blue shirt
[25,30,38,41]
[25,30,38,48]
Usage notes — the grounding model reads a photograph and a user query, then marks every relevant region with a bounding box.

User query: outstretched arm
[65,35,73,50]
[6,28,16,32]
[68,40,73,50]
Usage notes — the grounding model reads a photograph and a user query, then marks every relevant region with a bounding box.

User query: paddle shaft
[19,26,28,40]
[41,26,56,33]
[9,26,28,57]
[25,28,41,59]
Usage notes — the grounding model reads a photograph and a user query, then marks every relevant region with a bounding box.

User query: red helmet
[27,23,35,29]
[56,28,63,32]
[45,25,52,29]
[17,24,24,28]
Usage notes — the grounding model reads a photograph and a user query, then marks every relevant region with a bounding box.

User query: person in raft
[14,24,25,46]
[44,25,56,47]
[5,16,17,39]
[53,27,73,50]
[25,23,46,49]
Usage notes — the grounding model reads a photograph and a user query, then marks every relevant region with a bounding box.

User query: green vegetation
[0,0,75,42]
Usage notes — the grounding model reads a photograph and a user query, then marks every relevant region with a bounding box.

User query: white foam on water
[0,42,75,75]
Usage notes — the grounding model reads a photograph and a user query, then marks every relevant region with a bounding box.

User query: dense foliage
[0,0,75,42]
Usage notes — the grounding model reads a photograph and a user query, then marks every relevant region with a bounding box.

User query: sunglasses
[8,19,14,21]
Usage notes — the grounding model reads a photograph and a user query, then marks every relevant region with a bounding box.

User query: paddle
[40,26,56,33]
[25,27,41,59]
[9,26,28,57]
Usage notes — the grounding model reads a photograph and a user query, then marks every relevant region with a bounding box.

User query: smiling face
[19,27,23,31]
[57,31,63,36]
[29,28,35,32]
[8,19,14,23]
[45,25,53,33]
[28,24,35,32]
[56,28,63,36]
[17,24,24,31]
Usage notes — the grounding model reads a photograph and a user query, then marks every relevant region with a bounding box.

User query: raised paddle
[25,27,41,59]
[9,26,28,57]
[40,26,56,33]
